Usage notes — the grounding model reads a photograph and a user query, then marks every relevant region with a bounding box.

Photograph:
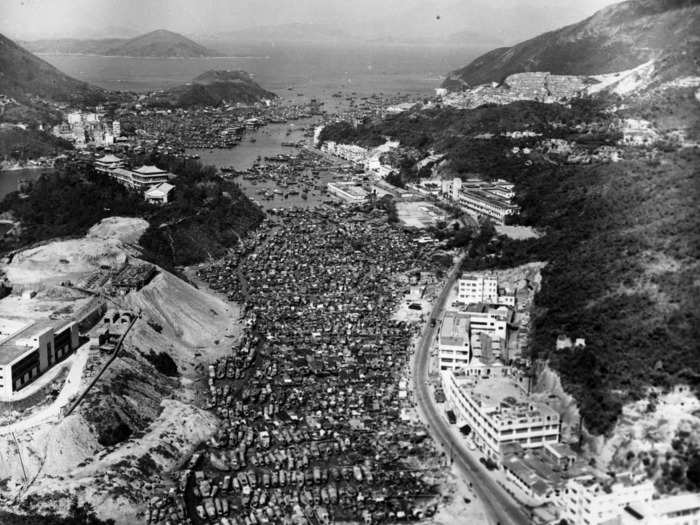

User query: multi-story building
[112,120,121,137]
[0,318,80,400]
[459,189,519,225]
[442,369,560,460]
[438,311,471,371]
[94,154,124,173]
[560,474,655,525]
[458,275,498,304]
[108,165,172,191]
[463,304,511,343]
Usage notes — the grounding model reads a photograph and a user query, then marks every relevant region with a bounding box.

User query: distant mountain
[147,70,276,108]
[0,33,106,108]
[444,0,700,88]
[20,38,125,55]
[210,23,353,43]
[104,29,219,58]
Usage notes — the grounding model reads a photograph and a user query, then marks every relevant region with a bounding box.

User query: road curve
[412,257,529,525]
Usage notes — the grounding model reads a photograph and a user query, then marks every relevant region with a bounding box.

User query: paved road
[412,257,529,525]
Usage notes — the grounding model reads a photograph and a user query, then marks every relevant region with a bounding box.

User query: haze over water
[40,43,484,97]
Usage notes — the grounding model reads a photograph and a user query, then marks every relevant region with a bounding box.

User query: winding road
[412,256,529,525]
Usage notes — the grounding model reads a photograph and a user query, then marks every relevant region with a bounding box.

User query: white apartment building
[458,275,498,304]
[464,305,511,343]
[459,189,519,225]
[560,474,655,525]
[442,369,560,460]
[438,311,471,371]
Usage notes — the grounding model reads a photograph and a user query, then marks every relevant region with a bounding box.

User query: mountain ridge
[0,33,107,111]
[443,0,700,89]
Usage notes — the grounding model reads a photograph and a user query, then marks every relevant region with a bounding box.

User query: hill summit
[104,29,219,58]
[148,70,276,107]
[444,0,700,89]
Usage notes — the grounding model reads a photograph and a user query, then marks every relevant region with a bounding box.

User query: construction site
[0,217,243,524]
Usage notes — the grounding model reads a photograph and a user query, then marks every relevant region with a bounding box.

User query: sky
[0,0,620,42]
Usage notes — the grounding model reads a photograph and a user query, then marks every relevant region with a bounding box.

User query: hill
[444,0,700,88]
[104,29,219,58]
[0,33,106,107]
[147,70,276,108]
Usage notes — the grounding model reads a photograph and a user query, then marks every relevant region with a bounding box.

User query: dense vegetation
[0,153,264,269]
[329,90,699,435]
[0,128,73,159]
[0,167,148,247]
[146,70,276,108]
[319,99,620,179]
[137,153,264,267]
[460,146,700,435]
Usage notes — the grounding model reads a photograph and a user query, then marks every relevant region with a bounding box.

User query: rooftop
[453,370,557,422]
[0,318,59,366]
[145,182,175,196]
[134,165,167,175]
[95,154,122,163]
[655,493,700,516]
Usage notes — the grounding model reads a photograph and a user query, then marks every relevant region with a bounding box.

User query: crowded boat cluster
[117,101,322,150]
[146,206,448,524]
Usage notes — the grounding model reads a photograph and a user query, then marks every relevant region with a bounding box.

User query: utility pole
[11,432,27,483]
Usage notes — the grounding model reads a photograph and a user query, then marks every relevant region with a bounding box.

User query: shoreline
[35,52,269,59]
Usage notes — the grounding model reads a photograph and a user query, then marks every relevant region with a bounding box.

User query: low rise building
[145,182,175,205]
[327,182,368,203]
[442,369,560,460]
[621,493,700,525]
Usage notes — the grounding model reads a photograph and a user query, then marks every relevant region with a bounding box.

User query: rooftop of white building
[452,369,558,423]
[440,311,470,347]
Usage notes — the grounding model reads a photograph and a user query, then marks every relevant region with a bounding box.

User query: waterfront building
[322,141,369,164]
[442,368,560,460]
[438,311,471,371]
[458,275,498,304]
[0,318,80,400]
[327,182,368,203]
